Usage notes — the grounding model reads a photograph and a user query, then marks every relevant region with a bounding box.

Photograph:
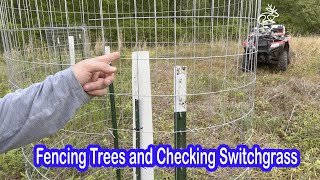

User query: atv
[242,24,291,71]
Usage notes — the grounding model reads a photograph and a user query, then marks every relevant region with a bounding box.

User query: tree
[263,0,320,34]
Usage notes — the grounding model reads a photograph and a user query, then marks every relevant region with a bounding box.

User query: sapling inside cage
[0,0,260,179]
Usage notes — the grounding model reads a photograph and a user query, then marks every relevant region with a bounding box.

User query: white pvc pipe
[132,51,154,180]
[68,36,75,65]
[105,46,111,55]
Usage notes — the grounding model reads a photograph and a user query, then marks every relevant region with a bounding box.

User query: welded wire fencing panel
[0,0,260,179]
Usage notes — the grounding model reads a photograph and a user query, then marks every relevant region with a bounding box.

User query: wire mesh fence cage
[0,0,260,179]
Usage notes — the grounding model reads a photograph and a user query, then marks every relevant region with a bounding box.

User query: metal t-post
[105,46,121,180]
[174,66,187,180]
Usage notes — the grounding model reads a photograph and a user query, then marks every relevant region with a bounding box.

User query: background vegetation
[262,0,320,34]
[1,36,319,179]
[1,0,319,52]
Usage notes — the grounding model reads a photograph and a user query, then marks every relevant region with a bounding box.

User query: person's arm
[0,52,120,153]
[0,68,90,153]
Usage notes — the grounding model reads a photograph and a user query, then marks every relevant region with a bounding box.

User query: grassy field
[0,36,319,179]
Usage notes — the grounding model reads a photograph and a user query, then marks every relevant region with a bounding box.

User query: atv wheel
[287,48,291,65]
[242,53,255,72]
[278,49,288,71]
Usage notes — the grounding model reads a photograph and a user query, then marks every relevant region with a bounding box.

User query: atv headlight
[270,43,280,49]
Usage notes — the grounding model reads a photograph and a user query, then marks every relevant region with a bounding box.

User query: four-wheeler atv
[242,24,291,71]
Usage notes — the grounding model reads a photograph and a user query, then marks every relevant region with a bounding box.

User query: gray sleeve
[0,68,91,153]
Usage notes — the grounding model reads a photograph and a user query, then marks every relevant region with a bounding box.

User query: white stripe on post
[132,51,137,180]
[68,36,75,65]
[132,51,138,180]
[174,66,187,112]
[132,51,154,180]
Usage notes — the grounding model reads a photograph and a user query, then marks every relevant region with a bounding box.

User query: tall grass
[0,37,319,179]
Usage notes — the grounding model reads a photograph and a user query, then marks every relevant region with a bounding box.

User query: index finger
[89,52,120,64]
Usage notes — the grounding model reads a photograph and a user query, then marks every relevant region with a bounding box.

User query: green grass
[249,36,320,179]
[0,37,319,179]
[0,57,25,179]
